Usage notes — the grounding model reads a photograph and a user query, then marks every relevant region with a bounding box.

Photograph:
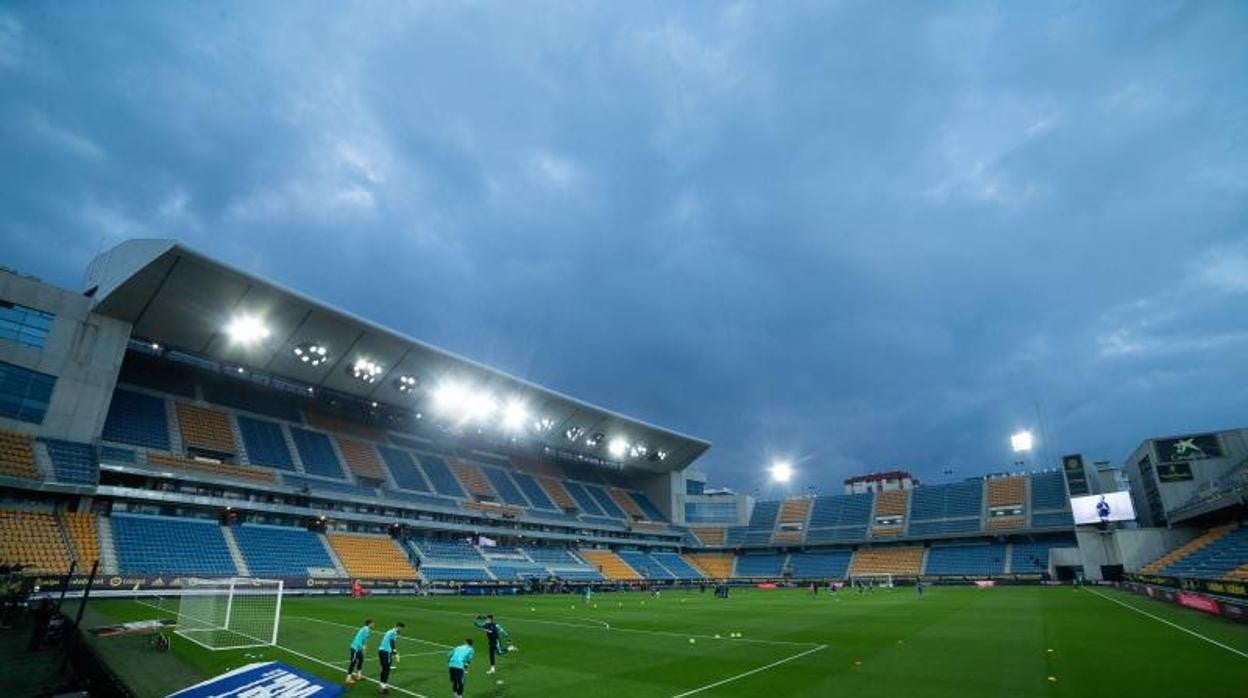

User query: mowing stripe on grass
[669,644,827,697]
[1085,587,1248,659]
[289,615,454,648]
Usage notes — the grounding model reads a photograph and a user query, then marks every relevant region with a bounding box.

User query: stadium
[0,239,1244,696]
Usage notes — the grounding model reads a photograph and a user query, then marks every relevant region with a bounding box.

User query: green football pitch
[85,585,1248,697]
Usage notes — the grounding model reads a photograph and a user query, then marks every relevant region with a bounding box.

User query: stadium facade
[0,240,1245,597]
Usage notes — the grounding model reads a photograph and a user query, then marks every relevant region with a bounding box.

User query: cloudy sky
[2,1,1246,494]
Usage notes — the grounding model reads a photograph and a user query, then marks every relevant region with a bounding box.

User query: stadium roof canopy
[83,239,710,473]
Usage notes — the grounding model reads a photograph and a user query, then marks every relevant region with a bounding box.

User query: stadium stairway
[1141,525,1236,574]
[220,526,253,576]
[318,533,350,576]
[97,516,119,574]
[60,512,100,571]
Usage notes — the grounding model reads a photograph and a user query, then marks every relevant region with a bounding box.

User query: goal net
[849,573,894,589]
[175,577,283,650]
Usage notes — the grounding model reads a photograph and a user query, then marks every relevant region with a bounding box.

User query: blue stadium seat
[233,523,335,577]
[377,446,432,492]
[806,526,867,543]
[807,494,873,528]
[284,474,377,499]
[288,427,346,479]
[522,546,582,565]
[735,553,786,577]
[489,563,549,580]
[549,569,605,581]
[416,455,467,498]
[511,471,557,510]
[111,513,237,575]
[650,552,703,578]
[629,492,667,522]
[563,481,605,516]
[924,543,1006,575]
[585,484,626,519]
[907,519,982,536]
[99,445,136,464]
[236,415,295,470]
[1030,472,1068,511]
[617,550,675,579]
[483,467,529,507]
[40,439,98,485]
[748,500,780,529]
[417,539,486,564]
[1162,528,1248,579]
[102,389,170,450]
[1011,538,1074,573]
[788,549,852,578]
[420,567,494,581]
[1030,511,1074,528]
[380,489,457,509]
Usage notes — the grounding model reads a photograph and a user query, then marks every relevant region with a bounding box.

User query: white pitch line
[288,615,454,648]
[670,645,827,697]
[131,600,430,697]
[1085,587,1248,659]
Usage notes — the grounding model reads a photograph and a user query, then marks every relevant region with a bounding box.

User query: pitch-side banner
[168,662,341,698]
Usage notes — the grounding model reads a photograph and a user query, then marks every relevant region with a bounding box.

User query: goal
[175,577,283,650]
[848,573,894,589]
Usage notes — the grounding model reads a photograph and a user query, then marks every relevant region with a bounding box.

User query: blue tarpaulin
[167,661,342,698]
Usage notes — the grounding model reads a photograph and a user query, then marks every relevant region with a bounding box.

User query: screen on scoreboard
[1070,491,1136,524]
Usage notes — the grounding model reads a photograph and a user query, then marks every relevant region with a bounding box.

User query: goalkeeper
[474,613,513,675]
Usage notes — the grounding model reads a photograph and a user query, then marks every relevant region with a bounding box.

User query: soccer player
[346,618,374,683]
[447,638,475,698]
[916,580,925,597]
[583,585,593,604]
[475,614,502,674]
[377,621,404,694]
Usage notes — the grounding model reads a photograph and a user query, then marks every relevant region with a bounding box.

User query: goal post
[175,577,283,650]
[848,573,894,589]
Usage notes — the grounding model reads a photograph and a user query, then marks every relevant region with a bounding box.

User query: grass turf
[82,585,1248,697]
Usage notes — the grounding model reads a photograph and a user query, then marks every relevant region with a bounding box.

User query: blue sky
[2,1,1246,494]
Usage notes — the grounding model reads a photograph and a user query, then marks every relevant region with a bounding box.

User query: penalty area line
[1085,587,1248,660]
[669,644,827,698]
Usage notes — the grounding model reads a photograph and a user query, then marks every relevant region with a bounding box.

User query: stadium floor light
[770,460,794,483]
[225,314,270,344]
[1011,430,1034,453]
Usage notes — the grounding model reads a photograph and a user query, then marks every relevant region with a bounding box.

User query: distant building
[843,470,917,494]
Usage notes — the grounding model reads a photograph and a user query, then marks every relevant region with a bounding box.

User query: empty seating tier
[483,468,529,506]
[807,494,873,539]
[772,530,802,544]
[289,428,347,479]
[111,514,237,575]
[736,553,786,577]
[511,471,556,510]
[850,546,923,576]
[1159,527,1248,579]
[538,477,577,509]
[629,492,668,522]
[778,497,813,525]
[748,500,780,529]
[987,476,1026,507]
[617,550,676,579]
[789,549,853,578]
[0,509,71,573]
[416,539,486,564]
[874,490,908,517]
[236,416,295,470]
[450,460,496,499]
[987,516,1025,531]
[326,533,416,579]
[564,481,605,516]
[610,489,645,518]
[377,447,432,492]
[304,410,385,442]
[1011,538,1075,573]
[689,527,727,546]
[419,456,468,498]
[61,511,99,567]
[233,524,337,577]
[147,451,276,484]
[651,552,703,578]
[522,546,581,566]
[175,402,237,455]
[41,439,99,484]
[585,484,627,519]
[1141,526,1233,574]
[0,429,39,480]
[102,389,170,450]
[336,438,387,480]
[1030,471,1068,511]
[579,549,641,580]
[685,553,734,578]
[925,543,1006,575]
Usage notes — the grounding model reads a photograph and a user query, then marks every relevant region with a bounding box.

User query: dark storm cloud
[2,1,1246,492]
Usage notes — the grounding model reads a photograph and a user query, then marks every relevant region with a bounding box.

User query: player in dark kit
[474,614,506,675]
[377,622,404,694]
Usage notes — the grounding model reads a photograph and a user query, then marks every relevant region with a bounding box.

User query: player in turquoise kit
[447,638,475,698]
[346,618,373,684]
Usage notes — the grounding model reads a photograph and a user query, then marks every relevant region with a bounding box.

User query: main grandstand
[1,240,1246,695]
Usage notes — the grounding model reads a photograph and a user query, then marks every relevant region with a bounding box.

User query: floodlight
[608,438,628,458]
[225,315,270,344]
[293,342,330,367]
[586,432,604,447]
[629,443,648,459]
[1010,430,1034,453]
[533,417,555,433]
[502,400,529,431]
[466,391,497,421]
[649,449,669,462]
[394,374,419,393]
[565,426,584,442]
[432,381,469,414]
[770,461,794,483]
[349,358,383,383]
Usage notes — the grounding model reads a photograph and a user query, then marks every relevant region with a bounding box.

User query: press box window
[0,301,55,349]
